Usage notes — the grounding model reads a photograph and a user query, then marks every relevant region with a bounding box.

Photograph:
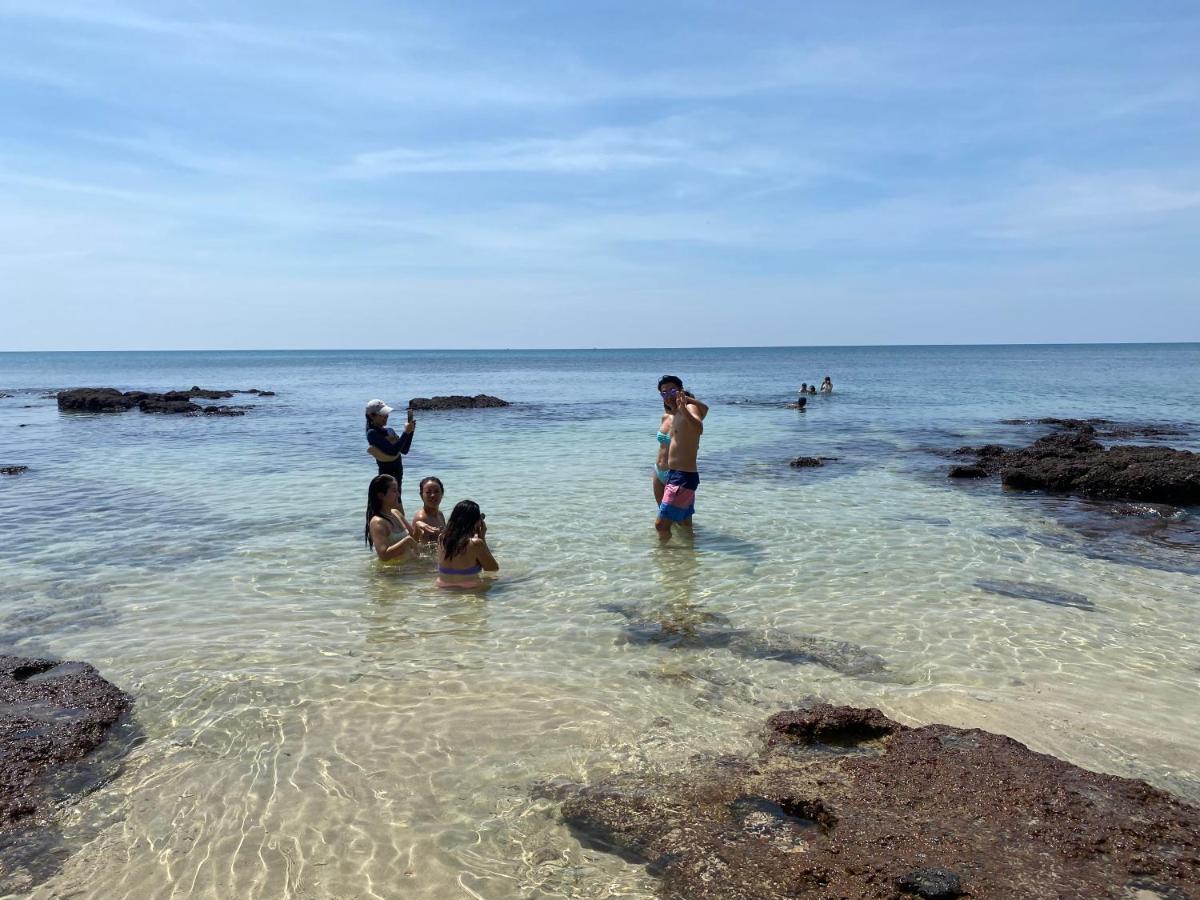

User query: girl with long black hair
[436,500,498,588]
[365,474,418,562]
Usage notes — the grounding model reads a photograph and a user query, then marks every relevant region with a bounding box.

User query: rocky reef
[950,427,1200,505]
[1,465,27,476]
[56,386,268,416]
[561,704,1200,899]
[789,457,825,468]
[1,655,132,831]
[408,394,509,410]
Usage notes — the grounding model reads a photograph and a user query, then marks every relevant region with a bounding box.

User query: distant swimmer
[793,395,807,409]
[365,474,418,562]
[411,476,446,544]
[655,375,708,542]
[820,376,833,393]
[799,382,809,394]
[437,500,499,589]
[365,399,415,513]
[807,384,817,395]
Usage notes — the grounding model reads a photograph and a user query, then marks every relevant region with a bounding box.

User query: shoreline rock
[408,394,509,411]
[56,387,265,416]
[950,428,1200,505]
[1,655,132,832]
[561,704,1200,899]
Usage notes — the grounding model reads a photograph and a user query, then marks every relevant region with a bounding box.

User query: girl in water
[653,394,673,506]
[365,474,418,562]
[411,476,446,543]
[436,500,499,589]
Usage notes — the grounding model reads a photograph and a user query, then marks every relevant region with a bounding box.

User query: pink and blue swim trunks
[657,469,699,522]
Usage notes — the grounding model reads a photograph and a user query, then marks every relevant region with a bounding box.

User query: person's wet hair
[365,474,397,548]
[657,375,683,391]
[440,499,483,561]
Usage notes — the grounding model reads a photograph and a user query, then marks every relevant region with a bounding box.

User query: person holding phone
[365,399,415,513]
[654,375,708,541]
[436,500,498,589]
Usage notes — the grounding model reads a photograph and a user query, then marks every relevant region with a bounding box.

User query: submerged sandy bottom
[4,433,1197,898]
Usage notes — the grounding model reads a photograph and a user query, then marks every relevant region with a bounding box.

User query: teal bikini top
[656,431,671,446]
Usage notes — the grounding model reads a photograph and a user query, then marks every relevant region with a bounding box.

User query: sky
[1,1,1198,350]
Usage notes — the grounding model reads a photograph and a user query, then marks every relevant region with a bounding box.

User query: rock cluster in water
[561,704,1200,899]
[950,427,1200,505]
[408,394,509,410]
[789,457,824,468]
[0,655,132,831]
[56,386,272,416]
[1,465,27,476]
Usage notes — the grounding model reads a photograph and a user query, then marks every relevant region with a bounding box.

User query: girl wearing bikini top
[653,397,673,506]
[436,500,499,588]
[365,474,418,562]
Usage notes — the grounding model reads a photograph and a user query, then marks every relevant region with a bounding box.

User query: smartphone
[406,408,414,423]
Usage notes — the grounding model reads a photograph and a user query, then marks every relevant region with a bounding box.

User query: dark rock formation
[1001,416,1112,428]
[1001,417,1188,439]
[951,429,1200,505]
[1,655,132,831]
[408,394,509,410]
[604,605,889,678]
[974,578,1095,611]
[1,465,27,476]
[948,465,987,478]
[0,392,11,399]
[790,457,823,468]
[57,387,262,416]
[897,868,963,899]
[56,388,138,412]
[561,704,1200,899]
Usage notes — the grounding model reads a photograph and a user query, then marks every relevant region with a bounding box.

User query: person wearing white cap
[365,399,415,512]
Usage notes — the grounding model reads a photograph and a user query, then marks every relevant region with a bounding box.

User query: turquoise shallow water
[1,345,1199,897]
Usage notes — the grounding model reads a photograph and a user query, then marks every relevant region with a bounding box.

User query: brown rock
[949,428,1200,505]
[561,704,1200,899]
[1,655,132,831]
[57,387,265,416]
[408,394,510,410]
[1,465,28,476]
[790,457,824,468]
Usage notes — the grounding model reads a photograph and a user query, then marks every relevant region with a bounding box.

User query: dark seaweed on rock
[605,605,889,678]
[408,394,509,410]
[0,655,132,832]
[951,428,1200,505]
[560,704,1200,899]
[56,387,263,416]
[974,578,1095,611]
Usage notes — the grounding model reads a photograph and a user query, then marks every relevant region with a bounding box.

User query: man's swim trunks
[657,470,699,522]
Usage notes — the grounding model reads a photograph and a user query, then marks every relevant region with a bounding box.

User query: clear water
[1,345,1198,898]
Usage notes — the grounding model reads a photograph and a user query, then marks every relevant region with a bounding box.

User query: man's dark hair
[657,375,683,391]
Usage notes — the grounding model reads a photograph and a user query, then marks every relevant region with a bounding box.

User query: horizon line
[1,339,1199,354]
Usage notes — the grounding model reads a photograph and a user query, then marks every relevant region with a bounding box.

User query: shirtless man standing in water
[654,375,709,541]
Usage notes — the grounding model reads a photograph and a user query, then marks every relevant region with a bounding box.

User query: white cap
[365,399,393,416]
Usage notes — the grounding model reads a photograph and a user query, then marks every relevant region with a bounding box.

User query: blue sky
[1,1,1198,350]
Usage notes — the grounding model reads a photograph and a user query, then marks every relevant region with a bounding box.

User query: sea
[1,345,1198,898]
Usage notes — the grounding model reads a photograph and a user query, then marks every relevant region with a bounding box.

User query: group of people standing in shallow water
[361,398,497,589]
[360,372,829,586]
